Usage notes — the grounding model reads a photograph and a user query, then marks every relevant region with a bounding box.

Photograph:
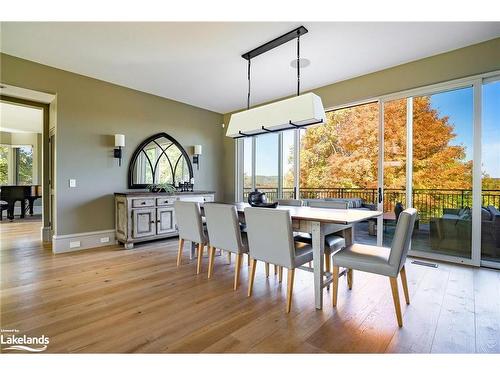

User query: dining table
[229,202,383,310]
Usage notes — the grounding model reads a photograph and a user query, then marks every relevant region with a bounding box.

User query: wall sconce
[114,134,125,166]
[193,145,202,170]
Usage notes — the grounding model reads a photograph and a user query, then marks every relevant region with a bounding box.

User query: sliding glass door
[481,78,500,264]
[381,87,474,261]
[412,87,474,259]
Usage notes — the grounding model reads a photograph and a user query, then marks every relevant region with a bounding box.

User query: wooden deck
[1,218,500,353]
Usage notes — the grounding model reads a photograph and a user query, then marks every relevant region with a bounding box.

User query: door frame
[0,95,51,241]
[378,82,480,267]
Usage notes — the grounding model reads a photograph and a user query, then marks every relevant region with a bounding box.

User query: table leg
[311,221,325,310]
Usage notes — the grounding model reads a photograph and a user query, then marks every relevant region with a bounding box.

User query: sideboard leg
[124,242,134,250]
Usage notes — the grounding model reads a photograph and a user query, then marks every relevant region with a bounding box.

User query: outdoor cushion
[481,207,492,221]
[487,205,500,220]
[459,208,472,220]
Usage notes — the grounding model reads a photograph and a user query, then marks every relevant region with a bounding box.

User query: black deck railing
[243,187,500,223]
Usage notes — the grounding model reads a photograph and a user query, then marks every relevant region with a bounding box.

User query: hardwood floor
[1,219,500,353]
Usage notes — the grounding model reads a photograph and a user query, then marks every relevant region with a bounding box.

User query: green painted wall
[0,53,225,235]
[222,37,500,201]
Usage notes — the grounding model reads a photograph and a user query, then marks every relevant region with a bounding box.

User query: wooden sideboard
[114,191,215,249]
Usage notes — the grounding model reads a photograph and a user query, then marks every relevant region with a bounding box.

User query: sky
[429,87,473,160]
[244,81,500,179]
[482,80,500,178]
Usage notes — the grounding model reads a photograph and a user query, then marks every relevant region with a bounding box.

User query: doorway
[0,92,52,243]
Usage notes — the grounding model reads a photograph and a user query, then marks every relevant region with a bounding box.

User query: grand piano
[0,185,42,221]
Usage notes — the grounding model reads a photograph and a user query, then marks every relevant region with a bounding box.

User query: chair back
[174,201,206,244]
[307,200,349,209]
[277,199,302,207]
[204,203,245,253]
[244,207,295,269]
[388,208,417,272]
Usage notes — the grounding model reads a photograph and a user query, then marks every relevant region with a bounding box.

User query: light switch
[69,179,76,188]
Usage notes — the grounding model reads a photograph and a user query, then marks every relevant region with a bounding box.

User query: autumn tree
[295,97,473,191]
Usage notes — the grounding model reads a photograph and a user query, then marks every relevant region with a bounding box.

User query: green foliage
[16,146,33,185]
[299,97,473,190]
[0,146,8,184]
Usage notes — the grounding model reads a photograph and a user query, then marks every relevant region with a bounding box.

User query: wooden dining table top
[229,202,383,225]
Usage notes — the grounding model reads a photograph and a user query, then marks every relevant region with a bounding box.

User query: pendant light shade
[226,93,326,138]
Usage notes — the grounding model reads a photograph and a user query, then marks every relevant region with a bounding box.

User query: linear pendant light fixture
[226,26,326,138]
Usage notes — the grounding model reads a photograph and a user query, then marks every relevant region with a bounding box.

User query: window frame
[128,132,193,189]
[234,69,500,269]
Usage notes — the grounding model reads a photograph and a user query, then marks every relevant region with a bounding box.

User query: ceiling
[1,22,499,113]
[0,102,43,133]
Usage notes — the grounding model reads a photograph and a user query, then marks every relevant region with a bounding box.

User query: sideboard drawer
[157,197,178,206]
[131,198,155,208]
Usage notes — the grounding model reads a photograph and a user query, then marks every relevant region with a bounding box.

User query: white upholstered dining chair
[244,207,314,313]
[277,199,303,206]
[294,200,348,273]
[174,200,208,274]
[331,208,417,327]
[204,203,249,290]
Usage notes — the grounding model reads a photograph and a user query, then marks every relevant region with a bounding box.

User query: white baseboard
[52,229,117,254]
[41,226,52,242]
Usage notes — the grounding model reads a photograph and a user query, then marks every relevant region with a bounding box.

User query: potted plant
[146,183,176,194]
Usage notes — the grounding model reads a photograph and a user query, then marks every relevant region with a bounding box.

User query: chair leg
[332,266,339,307]
[278,266,283,283]
[274,264,278,275]
[248,259,257,297]
[196,243,204,275]
[227,251,231,264]
[325,252,332,290]
[234,253,242,290]
[208,246,216,279]
[347,269,353,290]
[389,277,403,327]
[286,269,295,313]
[247,254,251,266]
[400,266,410,305]
[176,238,185,267]
[265,262,269,278]
[324,251,331,273]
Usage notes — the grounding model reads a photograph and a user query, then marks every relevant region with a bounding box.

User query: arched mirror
[128,133,193,188]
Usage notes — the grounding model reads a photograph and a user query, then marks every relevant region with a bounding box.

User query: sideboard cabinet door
[157,207,176,235]
[132,208,156,238]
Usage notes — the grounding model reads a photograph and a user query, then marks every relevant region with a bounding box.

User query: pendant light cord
[247,59,251,110]
[246,29,301,110]
[297,33,300,96]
